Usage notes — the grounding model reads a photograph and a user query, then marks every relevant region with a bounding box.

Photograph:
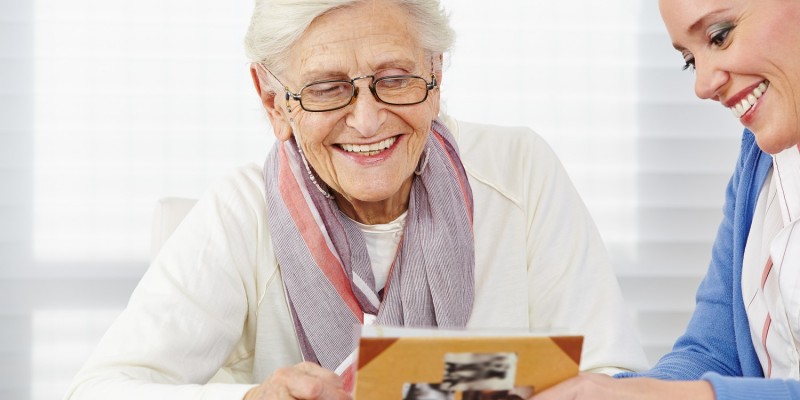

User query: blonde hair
[244,0,454,75]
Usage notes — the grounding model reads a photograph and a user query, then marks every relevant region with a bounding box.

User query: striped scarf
[264,119,475,386]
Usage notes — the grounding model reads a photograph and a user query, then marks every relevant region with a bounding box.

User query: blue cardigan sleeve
[702,372,800,399]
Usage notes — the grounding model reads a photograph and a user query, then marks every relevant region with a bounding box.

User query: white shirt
[742,146,800,379]
[65,118,648,400]
[351,211,407,291]
[352,212,406,326]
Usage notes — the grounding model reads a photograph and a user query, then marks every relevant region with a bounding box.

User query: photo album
[353,326,582,400]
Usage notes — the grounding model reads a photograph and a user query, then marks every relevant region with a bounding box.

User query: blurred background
[0,0,744,399]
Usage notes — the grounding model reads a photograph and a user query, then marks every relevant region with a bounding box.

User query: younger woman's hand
[531,372,715,400]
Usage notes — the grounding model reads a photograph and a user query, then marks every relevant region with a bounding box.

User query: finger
[245,382,291,400]
[259,363,349,400]
[285,378,350,400]
[532,374,622,400]
[509,386,534,399]
[295,362,345,388]
[275,384,294,400]
[282,369,348,399]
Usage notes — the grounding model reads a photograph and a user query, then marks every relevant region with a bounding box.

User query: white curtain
[0,1,745,399]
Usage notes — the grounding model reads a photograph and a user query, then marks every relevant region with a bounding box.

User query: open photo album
[353,326,583,400]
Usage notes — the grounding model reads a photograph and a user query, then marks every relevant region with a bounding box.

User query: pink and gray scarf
[264,119,475,386]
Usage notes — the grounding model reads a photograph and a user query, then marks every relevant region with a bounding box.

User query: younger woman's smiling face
[659,0,800,154]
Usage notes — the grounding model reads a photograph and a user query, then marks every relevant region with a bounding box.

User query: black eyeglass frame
[260,64,438,113]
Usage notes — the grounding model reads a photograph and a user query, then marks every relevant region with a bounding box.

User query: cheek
[293,114,335,147]
[429,92,441,116]
[413,99,439,128]
[754,4,800,61]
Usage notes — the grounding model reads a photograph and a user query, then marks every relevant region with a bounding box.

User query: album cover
[354,326,582,400]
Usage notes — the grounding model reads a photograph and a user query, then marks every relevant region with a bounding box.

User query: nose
[693,56,729,101]
[345,80,386,137]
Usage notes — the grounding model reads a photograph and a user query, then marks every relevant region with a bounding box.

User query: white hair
[244,0,454,75]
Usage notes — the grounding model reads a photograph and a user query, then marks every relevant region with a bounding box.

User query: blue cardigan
[620,130,800,398]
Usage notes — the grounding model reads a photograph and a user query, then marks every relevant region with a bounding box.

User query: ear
[250,64,293,142]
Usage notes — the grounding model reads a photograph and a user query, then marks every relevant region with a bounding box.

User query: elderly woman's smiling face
[268,0,441,224]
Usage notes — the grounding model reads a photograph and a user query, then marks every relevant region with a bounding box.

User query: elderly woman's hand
[243,362,352,400]
[530,372,715,400]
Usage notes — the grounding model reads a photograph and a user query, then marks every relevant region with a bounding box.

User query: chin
[753,130,798,155]
[345,185,401,203]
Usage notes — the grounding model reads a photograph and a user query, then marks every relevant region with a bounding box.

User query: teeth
[340,137,397,154]
[730,81,768,118]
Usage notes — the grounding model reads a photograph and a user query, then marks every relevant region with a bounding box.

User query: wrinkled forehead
[285,1,427,84]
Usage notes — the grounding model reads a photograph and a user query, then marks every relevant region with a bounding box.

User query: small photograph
[439,352,517,392]
[401,383,455,400]
[461,388,531,400]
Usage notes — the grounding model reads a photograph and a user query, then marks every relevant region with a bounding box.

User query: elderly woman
[534,0,800,399]
[64,1,646,399]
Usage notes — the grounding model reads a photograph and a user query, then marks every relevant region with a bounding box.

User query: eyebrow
[672,9,729,51]
[299,58,422,83]
[371,59,421,75]
[299,68,349,83]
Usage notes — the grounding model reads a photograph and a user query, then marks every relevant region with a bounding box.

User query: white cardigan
[65,119,648,400]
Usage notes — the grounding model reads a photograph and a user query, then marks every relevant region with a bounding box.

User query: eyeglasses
[262,65,438,113]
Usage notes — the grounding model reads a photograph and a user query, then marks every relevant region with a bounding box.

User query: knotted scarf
[264,118,475,387]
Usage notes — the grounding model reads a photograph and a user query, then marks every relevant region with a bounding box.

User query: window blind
[441,0,743,365]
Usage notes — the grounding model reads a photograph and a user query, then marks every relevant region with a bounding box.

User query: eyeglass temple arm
[255,63,298,113]
[284,90,302,113]
[428,74,438,90]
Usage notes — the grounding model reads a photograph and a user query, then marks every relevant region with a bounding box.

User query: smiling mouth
[339,136,397,156]
[730,81,769,118]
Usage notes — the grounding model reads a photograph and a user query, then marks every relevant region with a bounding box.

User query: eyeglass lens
[299,76,429,111]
